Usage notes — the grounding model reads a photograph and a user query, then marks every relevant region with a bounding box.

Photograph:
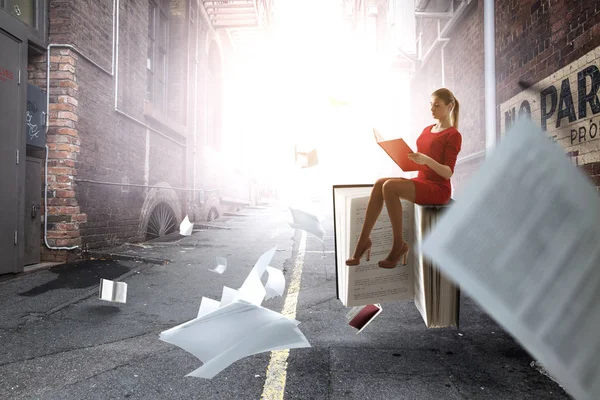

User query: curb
[85,251,169,266]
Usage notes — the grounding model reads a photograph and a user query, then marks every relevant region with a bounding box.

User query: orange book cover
[373,128,426,172]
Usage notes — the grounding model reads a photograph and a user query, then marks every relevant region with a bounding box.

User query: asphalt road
[0,202,570,399]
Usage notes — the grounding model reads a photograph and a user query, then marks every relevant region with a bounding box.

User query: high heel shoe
[378,242,409,269]
[345,239,372,266]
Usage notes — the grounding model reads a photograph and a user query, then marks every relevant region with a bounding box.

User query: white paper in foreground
[209,256,228,274]
[422,118,600,400]
[179,215,194,236]
[219,286,238,308]
[289,207,325,241]
[197,296,220,318]
[99,279,127,303]
[160,300,311,379]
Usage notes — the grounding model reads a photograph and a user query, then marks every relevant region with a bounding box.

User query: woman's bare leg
[348,178,390,259]
[381,179,416,258]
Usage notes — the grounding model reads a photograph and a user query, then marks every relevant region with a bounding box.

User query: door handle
[31,204,39,219]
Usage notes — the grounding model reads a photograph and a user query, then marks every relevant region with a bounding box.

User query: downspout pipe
[484,0,497,153]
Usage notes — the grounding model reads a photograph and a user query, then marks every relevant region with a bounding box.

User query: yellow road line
[260,231,307,400]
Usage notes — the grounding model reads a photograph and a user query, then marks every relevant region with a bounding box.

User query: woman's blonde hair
[432,88,459,129]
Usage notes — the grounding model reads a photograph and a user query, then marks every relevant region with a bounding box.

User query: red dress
[410,125,462,205]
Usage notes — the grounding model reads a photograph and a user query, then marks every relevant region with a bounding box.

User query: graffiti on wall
[0,67,15,82]
[500,46,600,166]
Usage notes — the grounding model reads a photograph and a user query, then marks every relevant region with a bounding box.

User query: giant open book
[333,184,459,328]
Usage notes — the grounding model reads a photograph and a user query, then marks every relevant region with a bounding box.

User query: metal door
[0,30,22,274]
[24,157,41,265]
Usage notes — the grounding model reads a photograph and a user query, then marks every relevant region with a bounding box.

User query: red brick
[57,111,78,122]
[57,95,78,106]
[56,174,74,183]
[55,190,75,198]
[55,222,79,231]
[58,80,79,90]
[48,166,75,175]
[71,214,88,223]
[47,197,78,206]
[50,71,75,80]
[47,206,80,214]
[55,127,78,136]
[49,103,75,112]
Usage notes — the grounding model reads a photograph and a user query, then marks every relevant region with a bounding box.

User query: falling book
[332,184,459,328]
[346,304,383,334]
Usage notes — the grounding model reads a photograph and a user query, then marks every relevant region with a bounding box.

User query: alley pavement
[0,202,569,399]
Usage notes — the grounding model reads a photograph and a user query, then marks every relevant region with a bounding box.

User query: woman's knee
[372,178,389,196]
[382,179,409,197]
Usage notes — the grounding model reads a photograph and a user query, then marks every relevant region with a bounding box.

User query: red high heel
[378,242,409,269]
[346,239,372,266]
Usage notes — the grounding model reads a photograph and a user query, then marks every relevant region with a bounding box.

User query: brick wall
[411,0,485,196]
[41,0,190,256]
[496,0,600,190]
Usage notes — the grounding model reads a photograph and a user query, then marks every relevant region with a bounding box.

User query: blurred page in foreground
[423,118,600,400]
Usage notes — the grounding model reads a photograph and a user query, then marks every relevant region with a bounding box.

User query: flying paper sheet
[209,256,228,274]
[163,246,298,379]
[99,279,127,303]
[236,246,277,305]
[179,215,194,236]
[264,266,286,300]
[289,207,325,241]
[422,118,600,400]
[160,300,311,379]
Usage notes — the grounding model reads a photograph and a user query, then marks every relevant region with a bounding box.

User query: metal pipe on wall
[484,0,497,153]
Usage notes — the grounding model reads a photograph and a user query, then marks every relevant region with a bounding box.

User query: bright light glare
[222,0,413,207]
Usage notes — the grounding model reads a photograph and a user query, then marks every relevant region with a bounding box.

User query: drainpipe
[484,0,497,153]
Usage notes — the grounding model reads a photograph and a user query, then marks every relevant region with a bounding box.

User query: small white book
[99,279,127,303]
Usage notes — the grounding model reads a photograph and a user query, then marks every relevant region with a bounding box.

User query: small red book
[347,304,383,334]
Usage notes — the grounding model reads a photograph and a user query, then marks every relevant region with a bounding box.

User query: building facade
[0,0,272,273]
[349,0,600,197]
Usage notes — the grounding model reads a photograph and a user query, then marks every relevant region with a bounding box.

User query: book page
[345,195,414,307]
[333,185,373,302]
[423,118,600,400]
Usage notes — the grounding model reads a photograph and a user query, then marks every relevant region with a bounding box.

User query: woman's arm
[408,153,453,179]
[424,156,453,179]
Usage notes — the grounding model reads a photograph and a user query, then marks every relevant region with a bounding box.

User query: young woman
[346,88,462,269]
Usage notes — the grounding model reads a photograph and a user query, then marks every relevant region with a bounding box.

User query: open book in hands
[373,128,426,172]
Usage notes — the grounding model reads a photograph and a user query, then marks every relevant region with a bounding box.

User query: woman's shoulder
[446,126,462,137]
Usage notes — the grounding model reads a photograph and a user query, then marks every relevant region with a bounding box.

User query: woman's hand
[407,152,431,166]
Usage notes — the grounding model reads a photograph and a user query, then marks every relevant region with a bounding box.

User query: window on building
[147,0,169,114]
[3,0,36,26]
